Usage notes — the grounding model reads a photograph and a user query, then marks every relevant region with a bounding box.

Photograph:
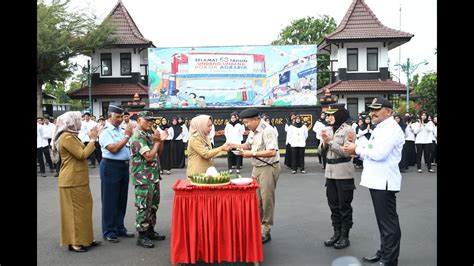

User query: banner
[147,45,317,108]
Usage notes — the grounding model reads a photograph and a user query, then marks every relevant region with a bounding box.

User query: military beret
[368,96,392,109]
[108,104,123,114]
[325,103,346,114]
[137,111,154,120]
[239,108,260,118]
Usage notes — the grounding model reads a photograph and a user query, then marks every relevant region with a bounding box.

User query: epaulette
[261,123,267,129]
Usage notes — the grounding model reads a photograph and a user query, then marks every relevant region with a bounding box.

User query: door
[102,101,110,117]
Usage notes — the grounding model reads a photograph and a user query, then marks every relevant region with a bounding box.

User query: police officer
[343,97,405,266]
[99,105,135,243]
[231,108,281,244]
[320,103,356,249]
[129,111,167,248]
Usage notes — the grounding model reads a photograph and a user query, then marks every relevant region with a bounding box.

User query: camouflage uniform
[130,128,161,232]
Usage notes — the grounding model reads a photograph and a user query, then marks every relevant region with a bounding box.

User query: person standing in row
[52,111,101,252]
[99,105,135,243]
[158,117,174,175]
[171,116,187,169]
[231,108,281,244]
[343,97,405,266]
[320,103,356,249]
[130,111,168,248]
[411,111,435,173]
[79,112,98,168]
[312,112,327,167]
[224,112,245,174]
[287,115,308,174]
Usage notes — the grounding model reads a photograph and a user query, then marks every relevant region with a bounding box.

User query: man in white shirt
[79,112,98,168]
[343,97,405,266]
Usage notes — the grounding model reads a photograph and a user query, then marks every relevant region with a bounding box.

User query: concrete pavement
[37,157,437,265]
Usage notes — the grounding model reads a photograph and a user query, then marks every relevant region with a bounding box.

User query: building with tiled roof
[68,0,154,116]
[317,0,414,119]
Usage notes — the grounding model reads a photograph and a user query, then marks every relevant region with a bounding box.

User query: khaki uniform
[186,133,226,177]
[246,120,281,235]
[321,122,356,230]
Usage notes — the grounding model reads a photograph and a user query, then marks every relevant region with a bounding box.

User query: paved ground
[37,157,437,265]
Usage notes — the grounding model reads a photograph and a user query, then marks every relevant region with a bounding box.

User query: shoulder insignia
[261,123,267,129]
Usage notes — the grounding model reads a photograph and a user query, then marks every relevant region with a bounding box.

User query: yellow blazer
[58,132,96,187]
[186,133,226,177]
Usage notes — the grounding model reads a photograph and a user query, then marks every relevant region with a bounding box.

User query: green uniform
[130,129,161,232]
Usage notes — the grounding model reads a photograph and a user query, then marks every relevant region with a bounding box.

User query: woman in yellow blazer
[51,111,101,252]
[186,115,231,177]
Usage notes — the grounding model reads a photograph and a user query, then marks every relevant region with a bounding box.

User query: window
[347,98,359,120]
[347,48,358,71]
[101,53,112,76]
[367,48,378,71]
[120,53,131,75]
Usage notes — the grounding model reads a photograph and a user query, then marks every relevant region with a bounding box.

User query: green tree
[37,0,115,116]
[271,15,337,88]
[414,72,437,115]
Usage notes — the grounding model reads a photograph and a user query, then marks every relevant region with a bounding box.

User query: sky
[64,0,437,85]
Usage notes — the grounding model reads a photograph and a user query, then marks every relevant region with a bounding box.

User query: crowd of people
[37,99,436,265]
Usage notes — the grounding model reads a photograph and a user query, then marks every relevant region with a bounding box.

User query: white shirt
[209,125,215,145]
[37,124,48,148]
[42,122,55,140]
[224,123,245,144]
[312,120,326,140]
[404,124,415,141]
[158,127,174,140]
[79,119,97,142]
[412,121,434,144]
[356,116,405,191]
[287,124,308,147]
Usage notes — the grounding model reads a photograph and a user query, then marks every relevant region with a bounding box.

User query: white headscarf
[50,111,82,163]
[189,115,212,146]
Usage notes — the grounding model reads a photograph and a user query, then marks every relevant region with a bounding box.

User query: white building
[68,0,154,116]
[317,0,414,119]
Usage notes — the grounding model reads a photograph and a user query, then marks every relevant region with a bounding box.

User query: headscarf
[171,117,183,140]
[292,115,303,128]
[332,108,350,132]
[51,111,82,164]
[228,113,239,126]
[189,115,212,147]
[393,114,407,131]
[159,117,170,130]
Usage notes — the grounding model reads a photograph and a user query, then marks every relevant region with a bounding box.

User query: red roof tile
[317,79,407,94]
[319,0,413,52]
[68,83,149,99]
[105,1,154,46]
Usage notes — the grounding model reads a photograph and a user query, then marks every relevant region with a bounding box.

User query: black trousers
[370,188,401,264]
[398,143,407,170]
[284,143,292,167]
[290,146,305,170]
[84,142,97,166]
[326,178,355,229]
[37,146,53,173]
[415,143,432,170]
[227,151,242,169]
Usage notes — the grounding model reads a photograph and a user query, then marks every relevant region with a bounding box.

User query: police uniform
[129,111,165,248]
[240,108,281,243]
[98,105,133,242]
[321,103,356,249]
[356,97,405,265]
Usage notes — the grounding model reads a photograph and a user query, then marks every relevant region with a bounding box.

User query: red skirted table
[170,179,263,265]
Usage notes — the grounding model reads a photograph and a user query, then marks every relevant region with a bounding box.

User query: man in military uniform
[231,108,281,244]
[129,111,168,248]
[320,103,356,249]
[98,105,135,243]
[343,97,405,266]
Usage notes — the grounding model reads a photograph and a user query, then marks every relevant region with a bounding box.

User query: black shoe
[300,170,306,174]
[323,228,341,246]
[291,170,297,174]
[137,236,155,248]
[118,232,135,238]
[89,240,102,247]
[68,245,87,252]
[333,236,350,249]
[104,235,120,243]
[54,172,59,177]
[148,230,166,241]
[90,165,96,168]
[399,169,406,173]
[262,233,271,244]
[41,173,47,177]
[362,254,381,263]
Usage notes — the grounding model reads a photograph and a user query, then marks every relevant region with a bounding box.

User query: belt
[255,160,279,167]
[326,157,352,164]
[103,158,129,165]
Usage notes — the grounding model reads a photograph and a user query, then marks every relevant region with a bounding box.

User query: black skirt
[159,140,173,171]
[171,140,186,168]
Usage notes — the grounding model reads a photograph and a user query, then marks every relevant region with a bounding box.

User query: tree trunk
[37,79,43,117]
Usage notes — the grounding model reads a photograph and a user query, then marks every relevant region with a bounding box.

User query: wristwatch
[124,135,130,139]
[252,151,257,157]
